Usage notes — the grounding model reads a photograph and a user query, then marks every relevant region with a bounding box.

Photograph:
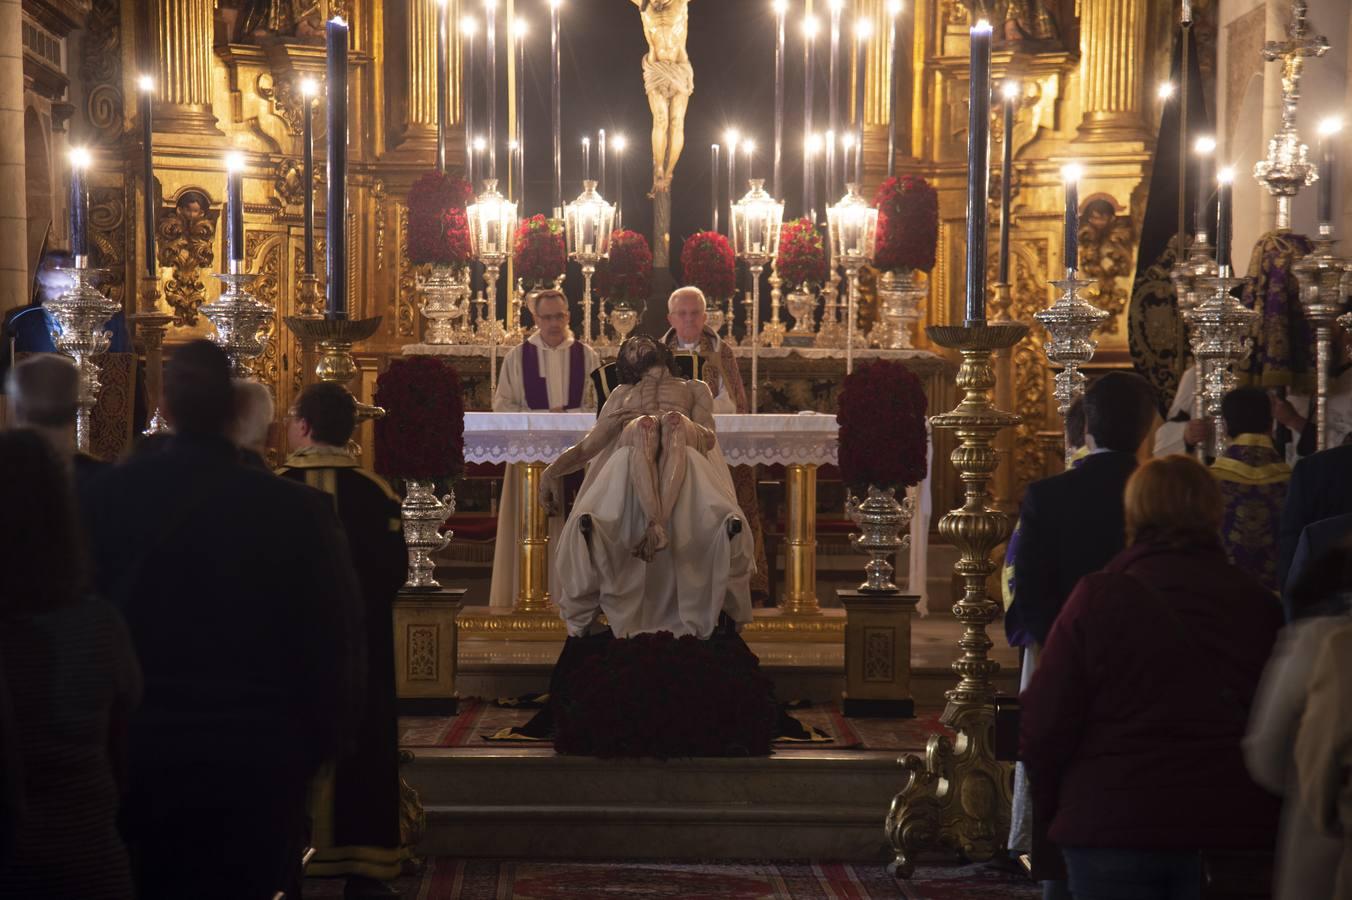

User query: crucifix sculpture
[631,0,694,195]
[1254,0,1329,229]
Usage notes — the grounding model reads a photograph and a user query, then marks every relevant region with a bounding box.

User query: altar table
[460,411,929,636]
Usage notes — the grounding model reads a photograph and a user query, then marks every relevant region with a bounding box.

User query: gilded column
[152,0,220,135]
[1077,0,1149,143]
[0,0,25,313]
[407,0,462,147]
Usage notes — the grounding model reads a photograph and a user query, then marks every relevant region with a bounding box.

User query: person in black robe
[277,381,407,899]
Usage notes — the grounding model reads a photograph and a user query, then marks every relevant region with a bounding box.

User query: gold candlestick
[886,320,1026,879]
[134,275,173,435]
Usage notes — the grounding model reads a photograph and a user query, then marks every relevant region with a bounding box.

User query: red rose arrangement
[873,175,939,273]
[776,217,828,291]
[836,360,928,492]
[512,214,567,285]
[407,171,474,268]
[596,229,653,305]
[679,230,736,300]
[374,356,466,483]
[554,631,776,759]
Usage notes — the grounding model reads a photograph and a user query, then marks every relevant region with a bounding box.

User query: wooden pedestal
[838,589,920,718]
[393,587,466,716]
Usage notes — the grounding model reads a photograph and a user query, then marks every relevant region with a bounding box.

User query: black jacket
[1010,450,1138,646]
[1278,444,1352,590]
[83,434,365,773]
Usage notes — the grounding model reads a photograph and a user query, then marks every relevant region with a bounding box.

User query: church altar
[455,410,930,640]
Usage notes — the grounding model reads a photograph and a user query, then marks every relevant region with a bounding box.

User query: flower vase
[401,480,455,589]
[418,266,469,345]
[705,301,725,336]
[871,269,925,350]
[845,485,915,593]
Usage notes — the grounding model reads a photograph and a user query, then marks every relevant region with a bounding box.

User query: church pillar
[0,0,27,312]
[406,0,461,147]
[1077,0,1149,143]
[152,0,221,135]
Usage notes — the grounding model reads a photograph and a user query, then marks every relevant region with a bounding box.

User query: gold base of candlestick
[886,320,1026,880]
[285,315,386,421]
[134,275,173,435]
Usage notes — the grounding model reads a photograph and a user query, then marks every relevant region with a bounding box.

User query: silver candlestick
[1294,230,1350,452]
[1185,267,1259,459]
[47,258,120,453]
[204,260,274,378]
[1036,269,1108,466]
[417,265,470,345]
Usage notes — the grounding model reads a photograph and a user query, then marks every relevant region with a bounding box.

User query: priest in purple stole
[489,290,601,609]
[1211,387,1290,594]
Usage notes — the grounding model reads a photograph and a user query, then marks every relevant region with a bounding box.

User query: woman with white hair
[228,379,275,467]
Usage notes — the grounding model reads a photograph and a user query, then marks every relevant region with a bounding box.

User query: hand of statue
[1183,418,1212,447]
[550,405,565,413]
[1270,394,1306,432]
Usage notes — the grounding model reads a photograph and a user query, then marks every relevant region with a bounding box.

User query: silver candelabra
[1185,267,1259,459]
[1035,269,1109,465]
[47,258,120,453]
[204,260,274,378]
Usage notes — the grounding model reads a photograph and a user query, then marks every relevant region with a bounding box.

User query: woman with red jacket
[1021,455,1284,900]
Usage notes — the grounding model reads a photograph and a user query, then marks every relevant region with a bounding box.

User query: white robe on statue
[552,439,753,639]
[1287,367,1352,457]
[1154,365,1200,457]
[488,332,599,609]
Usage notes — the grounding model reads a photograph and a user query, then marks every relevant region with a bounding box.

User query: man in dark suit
[1011,371,1157,647]
[84,341,366,900]
[1277,444,1352,592]
[277,382,407,899]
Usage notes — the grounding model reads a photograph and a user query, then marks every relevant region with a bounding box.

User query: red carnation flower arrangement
[679,231,736,300]
[776,218,828,291]
[512,214,567,286]
[596,230,653,305]
[407,171,474,268]
[836,360,928,493]
[374,356,466,483]
[873,175,939,273]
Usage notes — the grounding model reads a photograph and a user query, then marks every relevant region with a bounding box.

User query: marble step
[407,748,901,861]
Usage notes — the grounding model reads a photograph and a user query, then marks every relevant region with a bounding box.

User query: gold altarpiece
[73,0,1187,503]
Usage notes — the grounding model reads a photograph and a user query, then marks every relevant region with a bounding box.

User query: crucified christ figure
[630,0,694,194]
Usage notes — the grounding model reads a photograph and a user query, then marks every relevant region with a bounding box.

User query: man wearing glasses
[489,289,601,609]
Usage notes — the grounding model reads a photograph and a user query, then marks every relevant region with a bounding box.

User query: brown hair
[1124,455,1224,548]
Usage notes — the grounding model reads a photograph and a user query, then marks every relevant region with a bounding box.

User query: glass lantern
[731,179,785,264]
[564,180,615,261]
[467,178,518,263]
[827,182,878,264]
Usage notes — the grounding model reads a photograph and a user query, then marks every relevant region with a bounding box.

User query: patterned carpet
[399,701,953,752]
[304,859,1038,899]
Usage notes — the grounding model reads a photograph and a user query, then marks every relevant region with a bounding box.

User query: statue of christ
[631,0,694,194]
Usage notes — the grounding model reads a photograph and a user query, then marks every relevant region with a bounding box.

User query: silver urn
[417,266,470,345]
[401,480,455,589]
[871,269,925,350]
[785,288,818,336]
[845,485,915,593]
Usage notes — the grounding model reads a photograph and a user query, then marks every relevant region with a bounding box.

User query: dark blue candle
[1062,164,1080,272]
[69,148,89,259]
[139,77,156,277]
[437,0,447,173]
[225,153,245,264]
[998,81,1017,284]
[301,78,316,275]
[803,16,817,219]
[1216,168,1233,271]
[326,16,349,319]
[964,20,991,323]
[1318,118,1342,231]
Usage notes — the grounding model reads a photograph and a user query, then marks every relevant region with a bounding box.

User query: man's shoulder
[1294,442,1352,479]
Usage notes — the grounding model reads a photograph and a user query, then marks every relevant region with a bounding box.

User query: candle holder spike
[886,319,1026,879]
[47,261,121,453]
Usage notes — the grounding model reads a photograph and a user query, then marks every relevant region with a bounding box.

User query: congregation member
[1003,395,1085,862]
[83,340,366,900]
[278,382,407,898]
[1210,387,1290,592]
[1153,364,1209,457]
[1295,619,1352,897]
[489,288,600,609]
[663,285,768,602]
[229,378,275,468]
[1022,455,1283,900]
[0,430,142,899]
[1277,439,1352,590]
[5,354,106,489]
[1010,371,1156,647]
[1245,544,1352,900]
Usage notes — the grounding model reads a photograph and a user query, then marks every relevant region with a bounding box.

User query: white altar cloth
[462,412,931,612]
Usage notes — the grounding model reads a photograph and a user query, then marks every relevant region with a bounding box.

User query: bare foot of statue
[649,168,666,198]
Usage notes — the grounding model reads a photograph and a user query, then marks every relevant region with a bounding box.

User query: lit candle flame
[1002,80,1020,101]
[888,0,903,15]
[1217,167,1236,184]
[1157,82,1176,101]
[69,147,92,169]
[802,16,820,39]
[772,0,789,15]
[225,151,246,173]
[972,18,992,34]
[854,19,872,40]
[1061,163,1083,184]
[462,16,478,35]
[329,15,347,27]
[1319,117,1344,137]
[137,75,155,93]
[300,77,318,98]
[1194,135,1216,155]
[613,135,627,152]
[513,17,528,38]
